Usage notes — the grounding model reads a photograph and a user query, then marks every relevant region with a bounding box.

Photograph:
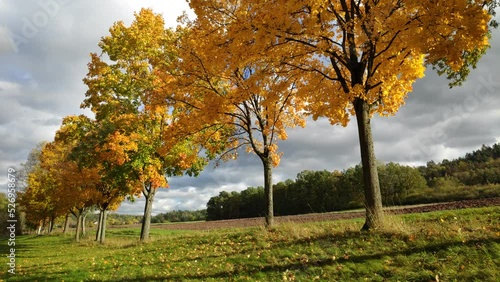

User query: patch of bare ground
[142,197,499,231]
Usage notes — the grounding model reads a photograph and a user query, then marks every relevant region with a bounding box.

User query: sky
[1,1,499,215]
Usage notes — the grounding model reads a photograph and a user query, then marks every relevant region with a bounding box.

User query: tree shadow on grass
[6,230,497,281]
[110,237,500,281]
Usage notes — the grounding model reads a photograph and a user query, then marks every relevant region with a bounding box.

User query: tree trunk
[82,212,88,237]
[99,210,107,244]
[140,183,156,241]
[262,157,274,229]
[95,210,103,241]
[37,221,42,235]
[75,213,82,243]
[63,214,70,234]
[48,217,53,234]
[42,218,47,234]
[354,98,384,230]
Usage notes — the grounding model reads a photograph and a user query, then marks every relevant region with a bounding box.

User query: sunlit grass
[1,206,498,281]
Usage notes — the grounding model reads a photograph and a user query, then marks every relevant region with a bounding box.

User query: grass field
[1,206,499,281]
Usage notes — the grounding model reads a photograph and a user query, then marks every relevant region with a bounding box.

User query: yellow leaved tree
[188,0,497,229]
[158,16,308,228]
[82,9,207,241]
[55,115,126,243]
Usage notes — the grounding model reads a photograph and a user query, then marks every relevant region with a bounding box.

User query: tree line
[207,144,500,220]
[419,143,500,186]
[151,210,207,224]
[16,1,498,243]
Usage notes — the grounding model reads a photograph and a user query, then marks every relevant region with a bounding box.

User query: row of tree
[151,210,207,223]
[207,144,500,220]
[18,12,208,243]
[207,163,428,220]
[18,0,498,242]
[419,144,500,186]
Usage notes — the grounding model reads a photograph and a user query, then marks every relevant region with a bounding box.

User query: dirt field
[148,197,500,231]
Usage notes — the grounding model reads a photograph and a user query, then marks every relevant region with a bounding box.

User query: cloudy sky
[1,1,499,215]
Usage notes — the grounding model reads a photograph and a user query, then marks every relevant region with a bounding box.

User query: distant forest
[206,143,500,221]
[83,209,207,225]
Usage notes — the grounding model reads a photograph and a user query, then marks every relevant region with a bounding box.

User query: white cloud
[125,0,195,28]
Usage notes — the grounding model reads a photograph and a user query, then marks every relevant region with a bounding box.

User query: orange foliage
[188,0,492,124]
[82,9,207,198]
[159,17,308,168]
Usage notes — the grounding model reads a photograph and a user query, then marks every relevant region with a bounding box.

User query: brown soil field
[146,197,500,231]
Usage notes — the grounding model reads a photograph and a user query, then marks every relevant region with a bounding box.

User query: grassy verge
[1,206,499,281]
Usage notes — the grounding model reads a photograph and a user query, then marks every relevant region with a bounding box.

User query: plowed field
[150,197,500,231]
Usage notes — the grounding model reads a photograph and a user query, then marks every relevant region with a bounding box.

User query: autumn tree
[16,143,45,233]
[160,14,307,228]
[92,183,123,244]
[19,141,75,235]
[54,115,128,243]
[17,143,45,192]
[189,0,497,229]
[47,145,99,242]
[82,9,206,241]
[17,162,54,235]
[20,140,99,239]
[17,134,99,242]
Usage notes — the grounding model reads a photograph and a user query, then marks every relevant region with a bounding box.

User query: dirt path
[150,197,500,231]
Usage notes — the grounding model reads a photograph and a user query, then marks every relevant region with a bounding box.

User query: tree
[16,143,45,233]
[17,143,46,191]
[17,164,52,234]
[151,209,206,223]
[378,162,427,204]
[188,0,497,229]
[19,142,73,235]
[54,115,126,243]
[17,133,100,242]
[82,9,206,241]
[163,14,307,229]
[419,142,500,186]
[240,186,265,218]
[47,120,105,242]
[293,170,338,213]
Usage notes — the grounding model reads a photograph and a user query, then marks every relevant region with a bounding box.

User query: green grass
[1,207,499,281]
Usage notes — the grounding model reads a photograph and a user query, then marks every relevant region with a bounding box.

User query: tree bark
[37,224,42,235]
[42,218,47,234]
[63,214,70,234]
[95,210,103,241]
[48,217,54,234]
[82,212,88,237]
[99,210,107,244]
[140,183,156,241]
[354,98,384,230]
[75,213,82,243]
[262,157,274,229]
